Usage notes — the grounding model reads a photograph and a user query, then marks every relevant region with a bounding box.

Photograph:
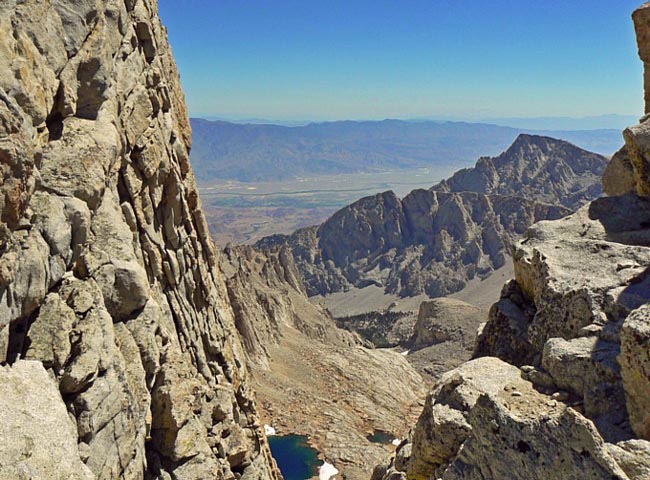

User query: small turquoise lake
[366,430,395,445]
[268,435,320,480]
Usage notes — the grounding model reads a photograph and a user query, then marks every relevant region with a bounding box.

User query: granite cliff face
[374,5,650,479]
[258,135,606,300]
[260,183,569,299]
[220,245,426,479]
[0,2,279,479]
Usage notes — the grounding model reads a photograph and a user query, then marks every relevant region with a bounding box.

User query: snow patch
[319,461,339,480]
[264,424,276,436]
[392,438,401,446]
[401,350,410,356]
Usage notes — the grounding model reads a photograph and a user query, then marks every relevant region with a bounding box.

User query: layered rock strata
[0,1,278,478]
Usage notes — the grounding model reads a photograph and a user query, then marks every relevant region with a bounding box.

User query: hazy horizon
[189,113,638,132]
[159,0,643,121]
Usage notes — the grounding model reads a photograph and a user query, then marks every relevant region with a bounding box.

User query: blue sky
[158,0,644,121]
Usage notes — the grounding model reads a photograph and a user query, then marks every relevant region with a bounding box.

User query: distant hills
[189,117,624,182]
[412,114,639,131]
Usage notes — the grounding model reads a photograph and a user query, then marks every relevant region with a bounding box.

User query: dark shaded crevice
[5,305,41,365]
[516,440,531,454]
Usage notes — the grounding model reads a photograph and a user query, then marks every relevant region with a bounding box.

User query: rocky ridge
[258,135,606,300]
[374,5,650,479]
[0,1,278,479]
[433,134,609,209]
[219,244,426,479]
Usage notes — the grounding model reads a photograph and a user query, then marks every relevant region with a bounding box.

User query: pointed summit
[498,134,595,164]
[433,135,610,209]
[504,133,565,152]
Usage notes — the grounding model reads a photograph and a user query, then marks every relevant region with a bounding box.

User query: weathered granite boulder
[474,193,650,441]
[411,298,483,350]
[620,304,650,440]
[603,146,637,196]
[379,358,635,480]
[376,5,650,478]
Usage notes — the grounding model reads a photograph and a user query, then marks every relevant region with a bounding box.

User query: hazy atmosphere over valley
[2,1,650,480]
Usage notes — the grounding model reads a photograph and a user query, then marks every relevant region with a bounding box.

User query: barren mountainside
[219,245,426,479]
[257,134,605,299]
[0,1,278,479]
[433,134,609,209]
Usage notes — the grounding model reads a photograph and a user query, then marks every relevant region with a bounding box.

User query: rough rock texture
[0,2,278,479]
[634,3,650,114]
[620,295,650,440]
[475,194,650,441]
[220,244,357,369]
[434,134,609,209]
[0,360,95,480]
[406,298,485,381]
[220,244,426,480]
[377,358,636,480]
[603,146,637,196]
[258,134,609,300]
[259,188,569,298]
[411,299,483,350]
[374,6,650,479]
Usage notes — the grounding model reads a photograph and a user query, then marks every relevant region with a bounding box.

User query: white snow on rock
[264,424,276,436]
[401,350,410,356]
[319,461,339,480]
[392,438,401,446]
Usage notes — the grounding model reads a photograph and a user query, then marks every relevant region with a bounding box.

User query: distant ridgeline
[189,118,621,182]
[257,135,610,298]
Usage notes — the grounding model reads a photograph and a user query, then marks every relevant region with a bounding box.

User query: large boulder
[381,357,633,480]
[620,304,650,440]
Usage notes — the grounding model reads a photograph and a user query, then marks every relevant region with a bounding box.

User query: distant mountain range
[196,114,639,131]
[190,118,623,182]
[412,114,639,131]
[256,135,609,298]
